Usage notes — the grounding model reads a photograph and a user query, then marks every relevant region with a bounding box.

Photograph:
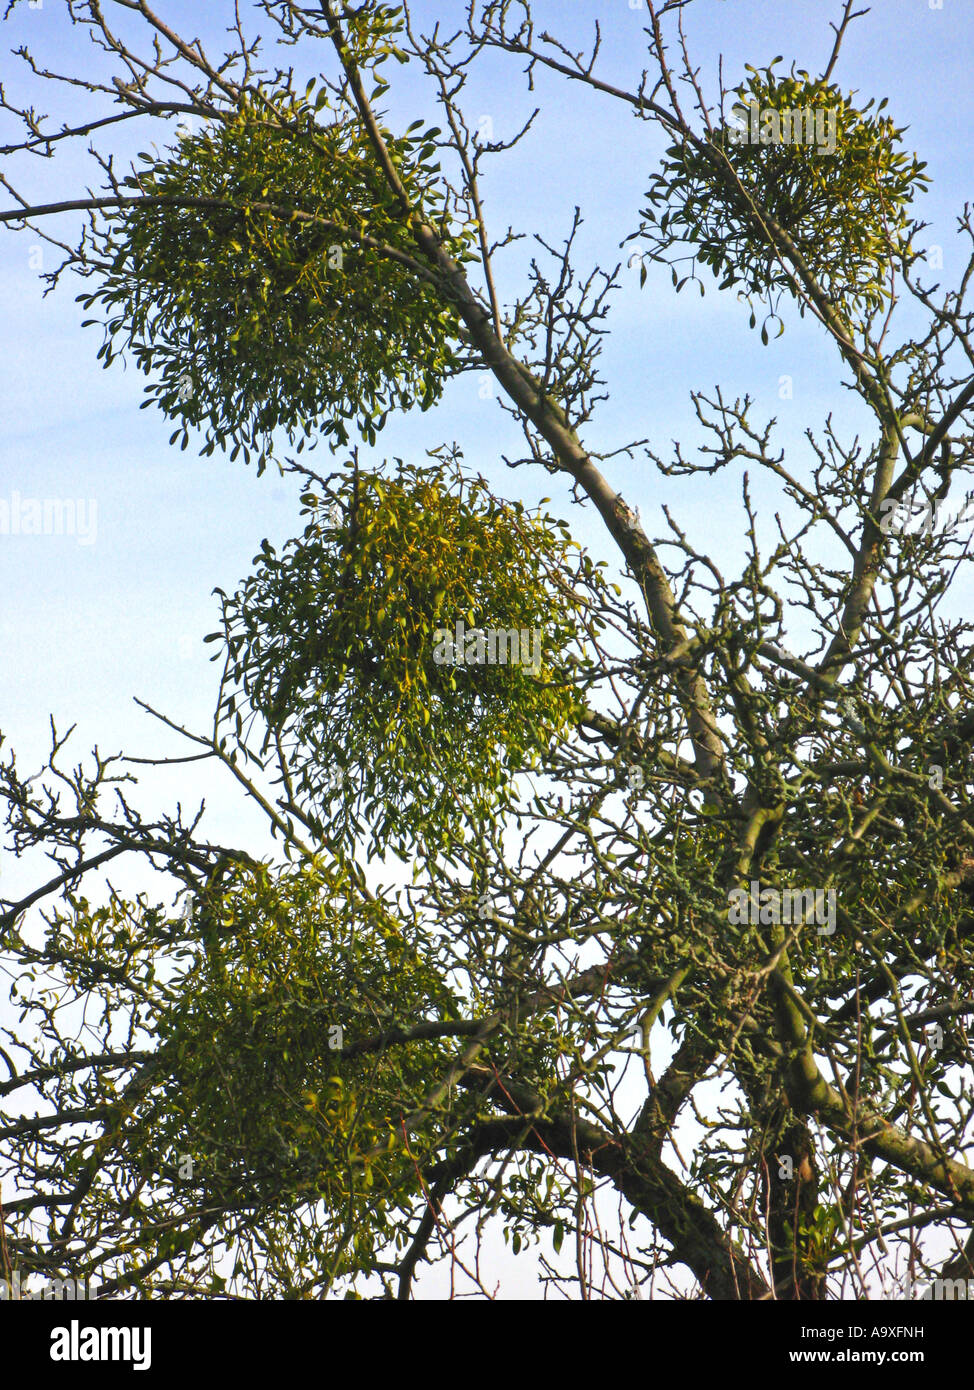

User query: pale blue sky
[2,0,971,1007]
[1,0,970,814]
[0,0,971,1296]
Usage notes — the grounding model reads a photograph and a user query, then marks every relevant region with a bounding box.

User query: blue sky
[1,0,970,832]
[0,0,971,1296]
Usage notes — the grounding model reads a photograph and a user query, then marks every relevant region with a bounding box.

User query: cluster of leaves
[79,92,477,467]
[336,0,412,71]
[213,455,603,856]
[141,861,457,1278]
[639,65,929,329]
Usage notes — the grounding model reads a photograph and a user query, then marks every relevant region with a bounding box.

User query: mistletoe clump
[146,863,454,1269]
[638,65,929,329]
[80,94,477,467]
[213,456,603,855]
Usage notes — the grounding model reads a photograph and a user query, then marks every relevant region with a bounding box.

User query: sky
[0,0,972,1297]
[1,0,971,835]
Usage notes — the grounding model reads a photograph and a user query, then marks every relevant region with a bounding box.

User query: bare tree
[1,0,973,1301]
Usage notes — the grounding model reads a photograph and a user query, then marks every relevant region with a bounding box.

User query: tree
[1,0,973,1301]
